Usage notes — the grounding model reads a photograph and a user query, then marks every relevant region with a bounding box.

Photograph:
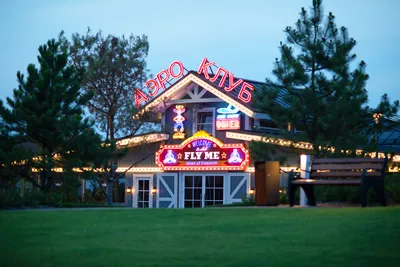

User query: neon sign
[155,131,250,171]
[216,104,240,130]
[135,61,185,108]
[197,58,254,103]
[172,105,186,139]
[134,58,254,108]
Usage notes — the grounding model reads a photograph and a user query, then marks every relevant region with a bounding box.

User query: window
[259,119,278,129]
[197,108,215,136]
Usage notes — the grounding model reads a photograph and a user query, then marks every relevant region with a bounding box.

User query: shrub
[83,187,106,204]
[47,192,66,207]
[385,173,400,203]
[0,188,46,208]
[279,188,288,204]
[241,195,255,206]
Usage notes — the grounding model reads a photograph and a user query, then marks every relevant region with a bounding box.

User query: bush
[241,195,255,206]
[0,188,46,208]
[280,188,288,204]
[83,187,106,204]
[385,173,400,203]
[47,192,66,207]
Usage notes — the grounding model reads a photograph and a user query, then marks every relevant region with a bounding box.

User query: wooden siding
[118,142,162,168]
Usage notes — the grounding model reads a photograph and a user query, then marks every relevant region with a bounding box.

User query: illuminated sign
[172,105,186,139]
[156,131,250,171]
[135,61,185,108]
[134,58,254,108]
[216,104,240,130]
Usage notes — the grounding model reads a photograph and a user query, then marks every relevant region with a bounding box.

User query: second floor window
[197,111,214,135]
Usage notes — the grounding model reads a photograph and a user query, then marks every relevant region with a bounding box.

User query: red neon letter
[169,61,184,78]
[146,79,160,97]
[209,67,229,87]
[237,82,254,103]
[197,57,215,79]
[156,69,170,89]
[224,72,243,92]
[134,89,149,108]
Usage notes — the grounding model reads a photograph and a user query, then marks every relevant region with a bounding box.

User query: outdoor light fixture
[151,187,157,195]
[126,187,132,193]
[249,189,255,195]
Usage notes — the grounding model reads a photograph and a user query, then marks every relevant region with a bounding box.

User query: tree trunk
[106,178,113,205]
[107,114,116,205]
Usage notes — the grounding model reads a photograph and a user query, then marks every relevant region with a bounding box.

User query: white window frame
[132,174,153,208]
[195,107,215,136]
[180,172,227,208]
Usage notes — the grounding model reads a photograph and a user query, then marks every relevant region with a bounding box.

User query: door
[184,175,203,208]
[226,173,250,203]
[156,173,178,208]
[132,176,153,208]
[183,174,224,208]
[204,175,224,207]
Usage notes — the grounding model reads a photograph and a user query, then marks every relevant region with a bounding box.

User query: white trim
[181,172,227,208]
[189,75,255,118]
[160,178,174,198]
[231,178,246,199]
[137,74,256,118]
[197,87,208,99]
[227,173,250,203]
[132,174,153,208]
[116,133,169,148]
[185,87,195,99]
[156,173,178,208]
[193,84,199,96]
[179,172,184,208]
[167,98,223,104]
[117,167,163,173]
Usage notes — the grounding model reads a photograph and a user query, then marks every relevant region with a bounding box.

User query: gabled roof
[204,73,290,109]
[136,71,273,119]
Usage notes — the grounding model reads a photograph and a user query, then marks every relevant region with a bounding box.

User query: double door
[184,174,224,208]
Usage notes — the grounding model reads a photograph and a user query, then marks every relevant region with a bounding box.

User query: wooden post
[255,161,280,206]
[300,154,311,206]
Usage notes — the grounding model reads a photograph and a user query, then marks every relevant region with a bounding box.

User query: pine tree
[253,0,398,157]
[0,39,104,191]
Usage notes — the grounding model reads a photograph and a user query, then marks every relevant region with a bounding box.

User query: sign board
[156,131,250,171]
[135,58,254,108]
[216,104,240,130]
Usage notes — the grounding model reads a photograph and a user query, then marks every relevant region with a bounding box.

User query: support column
[300,154,311,206]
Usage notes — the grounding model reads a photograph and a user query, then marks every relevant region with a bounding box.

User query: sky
[0,0,399,108]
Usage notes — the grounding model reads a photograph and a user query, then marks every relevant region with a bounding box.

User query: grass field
[1,207,400,267]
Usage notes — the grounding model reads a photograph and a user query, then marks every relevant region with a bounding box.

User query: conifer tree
[253,0,398,157]
[0,39,104,191]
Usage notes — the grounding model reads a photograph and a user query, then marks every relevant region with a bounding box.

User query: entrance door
[184,174,224,208]
[204,175,224,207]
[135,178,153,208]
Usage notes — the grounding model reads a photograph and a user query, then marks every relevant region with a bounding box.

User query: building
[116,58,300,208]
[97,57,400,208]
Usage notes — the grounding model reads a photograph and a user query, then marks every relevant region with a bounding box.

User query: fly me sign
[134,57,254,108]
[155,131,250,171]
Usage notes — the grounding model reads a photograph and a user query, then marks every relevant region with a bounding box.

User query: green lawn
[1,207,400,267]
